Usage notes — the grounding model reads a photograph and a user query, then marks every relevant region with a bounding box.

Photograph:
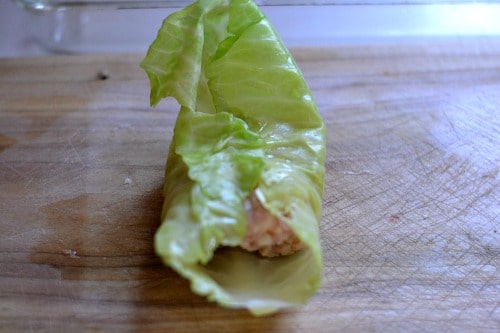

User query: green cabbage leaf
[140,0,326,316]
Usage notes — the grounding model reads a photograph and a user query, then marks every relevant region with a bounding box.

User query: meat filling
[240,192,305,257]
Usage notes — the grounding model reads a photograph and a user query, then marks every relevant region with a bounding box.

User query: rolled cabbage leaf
[140,0,326,316]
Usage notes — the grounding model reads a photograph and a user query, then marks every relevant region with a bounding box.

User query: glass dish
[13,0,500,55]
[15,0,494,10]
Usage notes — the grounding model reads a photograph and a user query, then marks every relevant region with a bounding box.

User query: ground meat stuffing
[240,191,305,257]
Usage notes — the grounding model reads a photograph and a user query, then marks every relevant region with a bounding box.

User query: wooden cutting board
[0,39,499,332]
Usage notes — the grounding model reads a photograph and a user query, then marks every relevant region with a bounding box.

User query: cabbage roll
[140,0,326,316]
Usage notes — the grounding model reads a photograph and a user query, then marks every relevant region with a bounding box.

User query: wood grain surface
[1,39,499,332]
